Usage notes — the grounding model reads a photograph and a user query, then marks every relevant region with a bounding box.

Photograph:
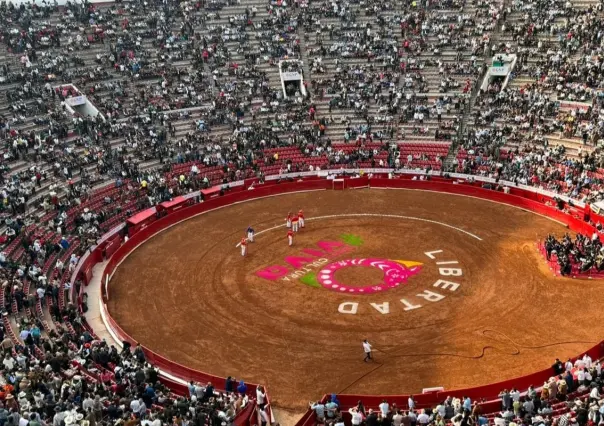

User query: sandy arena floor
[107,188,604,409]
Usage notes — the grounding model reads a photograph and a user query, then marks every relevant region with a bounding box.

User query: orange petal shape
[395,260,424,268]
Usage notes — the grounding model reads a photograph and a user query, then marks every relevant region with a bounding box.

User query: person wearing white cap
[17,392,29,412]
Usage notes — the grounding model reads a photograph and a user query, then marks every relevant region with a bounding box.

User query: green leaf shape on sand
[300,272,321,288]
[340,233,364,246]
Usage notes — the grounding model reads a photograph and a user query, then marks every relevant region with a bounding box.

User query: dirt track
[108,188,604,409]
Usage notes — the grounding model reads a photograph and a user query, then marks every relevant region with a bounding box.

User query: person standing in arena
[288,229,294,246]
[292,213,299,232]
[298,209,305,228]
[363,339,372,362]
[285,212,292,229]
[240,237,248,256]
[247,226,255,242]
[256,385,267,409]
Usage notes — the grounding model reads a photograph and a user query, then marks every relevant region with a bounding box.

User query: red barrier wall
[127,208,158,236]
[77,249,103,286]
[158,196,190,214]
[82,176,604,426]
[104,235,122,260]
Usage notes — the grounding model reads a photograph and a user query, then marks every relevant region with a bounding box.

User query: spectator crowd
[0,0,601,423]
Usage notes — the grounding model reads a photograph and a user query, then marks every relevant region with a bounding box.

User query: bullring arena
[3,0,604,423]
[92,175,604,418]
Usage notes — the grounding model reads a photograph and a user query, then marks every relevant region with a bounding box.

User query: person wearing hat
[17,392,29,411]
[53,406,67,426]
[5,395,17,412]
[64,415,75,426]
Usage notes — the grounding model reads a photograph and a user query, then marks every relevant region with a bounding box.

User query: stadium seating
[0,0,602,423]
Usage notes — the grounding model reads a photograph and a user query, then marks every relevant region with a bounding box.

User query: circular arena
[1,0,604,423]
[106,182,604,411]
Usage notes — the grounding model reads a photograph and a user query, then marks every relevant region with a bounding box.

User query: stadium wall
[72,172,604,426]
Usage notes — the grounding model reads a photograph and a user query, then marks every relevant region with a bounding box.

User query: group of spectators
[543,232,604,275]
[456,0,604,203]
[0,0,602,423]
[307,354,604,426]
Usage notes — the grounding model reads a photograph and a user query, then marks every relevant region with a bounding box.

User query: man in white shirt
[379,400,389,417]
[393,411,403,426]
[256,385,267,409]
[589,385,600,403]
[3,354,15,371]
[408,396,416,410]
[18,413,28,426]
[502,409,514,421]
[417,409,430,425]
[494,414,507,426]
[130,398,141,414]
[363,339,372,362]
[436,404,445,418]
[583,354,593,369]
[349,408,363,426]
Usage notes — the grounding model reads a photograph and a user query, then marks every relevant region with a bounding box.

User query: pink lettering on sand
[316,240,346,252]
[255,265,289,281]
[284,256,316,268]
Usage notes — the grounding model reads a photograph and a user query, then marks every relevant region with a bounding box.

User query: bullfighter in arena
[241,237,248,256]
[292,213,299,232]
[285,212,292,229]
[363,339,373,362]
[298,209,305,228]
[247,226,255,242]
[288,229,294,246]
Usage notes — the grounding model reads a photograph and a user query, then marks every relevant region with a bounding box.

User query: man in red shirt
[287,229,294,246]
